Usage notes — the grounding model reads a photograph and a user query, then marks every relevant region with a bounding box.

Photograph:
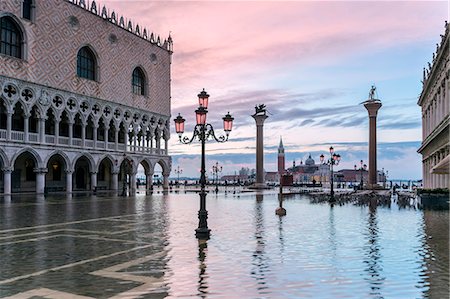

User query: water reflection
[363,205,385,298]
[197,239,209,298]
[251,194,270,294]
[421,210,450,298]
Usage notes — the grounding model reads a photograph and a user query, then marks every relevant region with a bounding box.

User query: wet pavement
[0,190,448,298]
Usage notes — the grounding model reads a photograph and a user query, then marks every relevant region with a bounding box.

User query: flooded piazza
[0,189,448,299]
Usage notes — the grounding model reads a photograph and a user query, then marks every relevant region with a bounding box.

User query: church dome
[305,154,315,166]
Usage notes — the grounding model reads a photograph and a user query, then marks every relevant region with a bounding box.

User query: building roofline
[64,0,173,53]
[418,21,448,106]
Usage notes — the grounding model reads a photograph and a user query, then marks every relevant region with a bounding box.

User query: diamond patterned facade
[0,0,173,194]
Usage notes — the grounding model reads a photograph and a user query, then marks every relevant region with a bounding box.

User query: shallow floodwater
[0,189,448,298]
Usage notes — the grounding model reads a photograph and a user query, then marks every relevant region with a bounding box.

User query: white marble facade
[417,22,449,190]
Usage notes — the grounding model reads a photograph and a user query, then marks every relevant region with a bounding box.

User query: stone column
[35,168,47,194]
[6,112,12,141]
[156,131,161,154]
[39,117,45,144]
[81,122,86,148]
[130,172,137,195]
[114,127,119,151]
[93,125,98,149]
[162,171,170,191]
[104,126,108,149]
[90,172,97,191]
[146,171,154,191]
[65,170,73,193]
[363,100,382,188]
[3,167,12,195]
[68,121,74,146]
[150,134,154,153]
[24,114,29,142]
[54,120,60,145]
[164,136,169,155]
[251,112,269,189]
[112,171,119,191]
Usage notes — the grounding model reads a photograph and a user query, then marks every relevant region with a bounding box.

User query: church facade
[417,22,449,189]
[0,0,173,194]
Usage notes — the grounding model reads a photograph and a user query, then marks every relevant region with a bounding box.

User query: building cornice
[417,115,449,154]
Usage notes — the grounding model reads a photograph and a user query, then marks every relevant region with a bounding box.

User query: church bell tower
[278,137,285,174]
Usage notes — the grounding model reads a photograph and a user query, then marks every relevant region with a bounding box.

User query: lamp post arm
[179,125,202,144]
[205,124,229,143]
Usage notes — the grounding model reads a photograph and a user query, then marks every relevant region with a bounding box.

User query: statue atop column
[362,85,382,189]
[251,104,269,189]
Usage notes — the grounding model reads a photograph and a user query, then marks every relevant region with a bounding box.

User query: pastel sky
[103,0,448,180]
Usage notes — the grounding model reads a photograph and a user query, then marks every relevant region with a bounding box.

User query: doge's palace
[0,0,173,194]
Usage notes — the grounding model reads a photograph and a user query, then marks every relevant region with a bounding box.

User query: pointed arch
[154,159,169,175]
[43,150,71,170]
[12,101,26,132]
[10,147,42,168]
[72,153,95,191]
[97,155,115,189]
[72,152,95,172]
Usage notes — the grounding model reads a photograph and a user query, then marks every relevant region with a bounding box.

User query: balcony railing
[0,129,167,155]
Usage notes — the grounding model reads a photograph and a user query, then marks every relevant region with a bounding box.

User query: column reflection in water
[197,239,209,298]
[363,205,385,298]
[251,194,269,294]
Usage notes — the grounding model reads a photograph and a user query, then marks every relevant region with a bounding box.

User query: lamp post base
[195,227,211,239]
[275,207,286,216]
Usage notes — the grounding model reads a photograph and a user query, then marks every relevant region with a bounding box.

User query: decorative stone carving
[38,90,51,106]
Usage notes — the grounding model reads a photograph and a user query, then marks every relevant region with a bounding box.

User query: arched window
[132,67,146,96]
[0,17,22,58]
[22,0,33,21]
[77,46,96,80]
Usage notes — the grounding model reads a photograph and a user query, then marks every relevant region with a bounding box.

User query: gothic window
[77,47,96,80]
[0,17,22,58]
[132,67,145,95]
[22,0,33,21]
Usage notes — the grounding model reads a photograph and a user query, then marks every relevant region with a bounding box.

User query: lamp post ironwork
[174,165,183,187]
[354,160,367,190]
[174,89,234,239]
[212,162,222,193]
[320,146,341,203]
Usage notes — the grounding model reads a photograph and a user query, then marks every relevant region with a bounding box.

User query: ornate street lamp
[174,165,183,187]
[212,162,222,193]
[174,89,234,239]
[320,146,341,203]
[354,160,367,190]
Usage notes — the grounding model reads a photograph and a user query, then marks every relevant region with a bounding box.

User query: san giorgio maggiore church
[0,0,173,194]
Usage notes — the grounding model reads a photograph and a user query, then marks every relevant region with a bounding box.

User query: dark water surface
[0,190,448,298]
